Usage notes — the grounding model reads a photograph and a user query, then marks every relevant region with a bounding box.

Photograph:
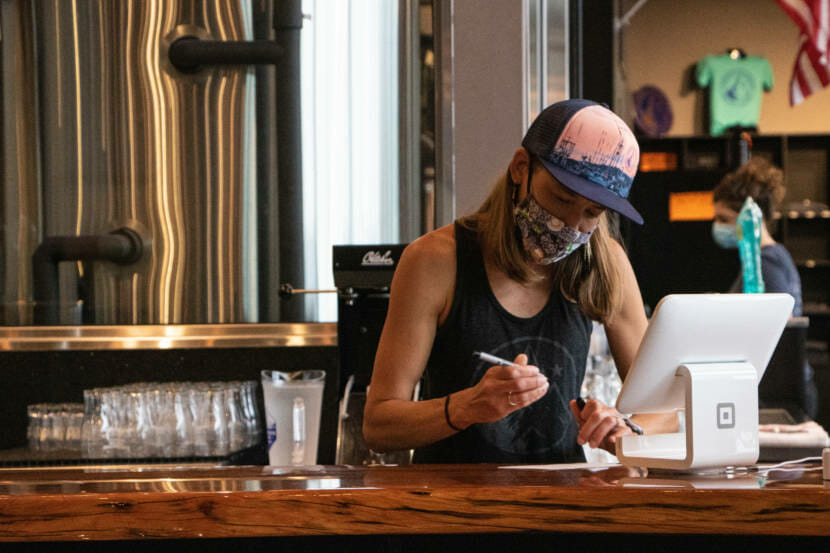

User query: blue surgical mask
[712,221,739,249]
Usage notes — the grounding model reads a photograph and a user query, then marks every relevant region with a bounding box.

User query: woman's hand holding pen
[569,397,633,454]
[450,354,549,428]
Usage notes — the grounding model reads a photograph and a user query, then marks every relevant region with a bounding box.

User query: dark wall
[625,168,739,311]
[570,0,614,105]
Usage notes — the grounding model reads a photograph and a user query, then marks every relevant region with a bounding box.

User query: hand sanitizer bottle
[736,197,765,293]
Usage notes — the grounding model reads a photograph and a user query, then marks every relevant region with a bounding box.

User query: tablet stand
[616,361,759,471]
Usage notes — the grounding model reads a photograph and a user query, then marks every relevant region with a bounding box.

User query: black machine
[333,244,407,395]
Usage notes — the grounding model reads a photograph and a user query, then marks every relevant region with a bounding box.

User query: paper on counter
[759,420,830,448]
[498,462,620,471]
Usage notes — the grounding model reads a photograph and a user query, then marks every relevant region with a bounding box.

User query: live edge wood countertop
[0,461,828,542]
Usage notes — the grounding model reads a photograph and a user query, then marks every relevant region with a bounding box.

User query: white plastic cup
[260,370,325,466]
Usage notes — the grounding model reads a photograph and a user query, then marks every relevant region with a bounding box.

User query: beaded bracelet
[444,393,464,432]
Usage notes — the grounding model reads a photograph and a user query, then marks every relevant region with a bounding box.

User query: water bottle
[736,197,765,293]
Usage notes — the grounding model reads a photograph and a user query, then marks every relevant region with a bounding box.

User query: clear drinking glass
[26,404,43,452]
[210,383,229,456]
[189,384,212,457]
[82,389,104,458]
[43,404,61,451]
[151,385,172,457]
[240,380,262,448]
[172,384,195,457]
[65,405,83,450]
[224,385,246,453]
[100,388,125,458]
[135,387,156,457]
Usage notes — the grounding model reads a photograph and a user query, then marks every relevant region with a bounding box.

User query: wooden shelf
[796,259,830,269]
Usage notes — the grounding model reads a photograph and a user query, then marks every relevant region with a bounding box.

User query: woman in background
[713,157,801,311]
[712,157,817,418]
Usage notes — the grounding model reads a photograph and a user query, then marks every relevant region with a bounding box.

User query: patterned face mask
[514,165,594,265]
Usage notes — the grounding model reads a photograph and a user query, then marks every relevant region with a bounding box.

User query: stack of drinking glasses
[26,403,84,453]
[79,381,262,459]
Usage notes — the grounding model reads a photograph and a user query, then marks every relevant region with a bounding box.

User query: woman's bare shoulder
[387,224,457,322]
[607,236,627,256]
[401,224,456,268]
[391,225,457,303]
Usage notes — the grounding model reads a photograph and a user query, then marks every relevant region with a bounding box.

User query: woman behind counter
[363,99,676,464]
[713,158,801,311]
[712,157,818,418]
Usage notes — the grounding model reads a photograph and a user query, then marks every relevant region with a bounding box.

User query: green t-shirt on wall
[696,54,773,136]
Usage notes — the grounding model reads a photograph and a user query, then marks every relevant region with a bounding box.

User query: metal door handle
[168,36,283,72]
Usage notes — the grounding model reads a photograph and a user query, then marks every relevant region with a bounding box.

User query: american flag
[777,0,830,105]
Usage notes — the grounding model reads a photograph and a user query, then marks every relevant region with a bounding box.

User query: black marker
[576,397,643,435]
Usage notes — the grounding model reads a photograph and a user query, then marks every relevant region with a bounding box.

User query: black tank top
[414,222,592,464]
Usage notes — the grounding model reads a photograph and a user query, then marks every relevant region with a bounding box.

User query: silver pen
[472,351,521,368]
[473,351,547,382]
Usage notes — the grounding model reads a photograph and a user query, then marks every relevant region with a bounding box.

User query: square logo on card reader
[716,402,735,429]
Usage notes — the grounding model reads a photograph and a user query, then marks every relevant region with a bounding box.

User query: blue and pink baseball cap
[522,99,643,225]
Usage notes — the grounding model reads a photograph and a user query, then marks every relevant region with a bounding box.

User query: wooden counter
[0,461,828,545]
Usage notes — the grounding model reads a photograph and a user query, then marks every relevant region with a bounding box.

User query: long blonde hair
[458,171,625,323]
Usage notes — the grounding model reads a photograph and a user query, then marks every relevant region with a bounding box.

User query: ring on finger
[507,391,519,406]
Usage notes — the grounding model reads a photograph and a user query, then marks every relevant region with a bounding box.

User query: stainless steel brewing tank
[1,0,284,324]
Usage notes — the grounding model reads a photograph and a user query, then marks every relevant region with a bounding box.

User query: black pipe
[572,0,614,107]
[569,0,584,99]
[32,228,143,324]
[168,37,283,73]
[254,1,280,323]
[274,0,306,322]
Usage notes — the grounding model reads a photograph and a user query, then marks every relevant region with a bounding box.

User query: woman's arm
[571,240,677,453]
[603,239,648,379]
[362,229,457,452]
[363,227,548,453]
